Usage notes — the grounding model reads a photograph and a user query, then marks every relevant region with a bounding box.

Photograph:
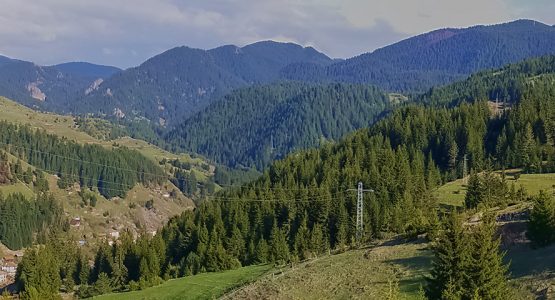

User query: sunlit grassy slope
[92,264,272,300]
[435,172,555,207]
[232,240,432,300]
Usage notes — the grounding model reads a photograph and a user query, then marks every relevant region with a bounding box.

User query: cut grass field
[435,172,555,207]
[92,264,272,300]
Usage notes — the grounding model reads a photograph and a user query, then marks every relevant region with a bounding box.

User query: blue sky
[0,0,552,68]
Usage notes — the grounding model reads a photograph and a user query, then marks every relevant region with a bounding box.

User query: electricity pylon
[347,182,374,244]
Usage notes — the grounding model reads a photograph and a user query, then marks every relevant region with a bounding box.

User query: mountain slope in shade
[165,82,391,168]
[52,62,121,79]
[282,19,555,92]
[76,41,333,125]
[0,55,15,67]
[0,59,121,112]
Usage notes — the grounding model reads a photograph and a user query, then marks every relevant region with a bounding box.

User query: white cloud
[340,0,514,34]
[0,0,551,68]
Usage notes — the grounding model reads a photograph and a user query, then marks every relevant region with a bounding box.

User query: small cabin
[70,217,81,227]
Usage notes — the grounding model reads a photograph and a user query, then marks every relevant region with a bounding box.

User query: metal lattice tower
[348,182,374,244]
[462,154,468,184]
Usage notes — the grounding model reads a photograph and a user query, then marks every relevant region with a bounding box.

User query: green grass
[435,172,555,207]
[232,240,432,300]
[0,181,35,199]
[92,264,272,300]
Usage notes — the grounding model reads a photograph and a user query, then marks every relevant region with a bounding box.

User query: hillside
[8,49,555,300]
[165,82,391,168]
[52,62,121,79]
[282,19,555,92]
[93,264,272,300]
[74,41,333,126]
[0,96,223,250]
[0,59,121,113]
[2,20,554,132]
[231,221,555,300]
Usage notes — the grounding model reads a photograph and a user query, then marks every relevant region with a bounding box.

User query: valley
[0,10,553,300]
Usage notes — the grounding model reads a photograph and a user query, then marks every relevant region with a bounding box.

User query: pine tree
[269,224,289,265]
[94,272,112,295]
[465,171,483,209]
[520,123,534,172]
[254,237,269,264]
[464,214,509,299]
[527,191,555,247]
[426,213,468,299]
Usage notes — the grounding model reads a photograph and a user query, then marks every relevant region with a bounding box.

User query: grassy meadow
[92,264,272,300]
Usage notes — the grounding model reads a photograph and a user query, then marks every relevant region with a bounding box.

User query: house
[78,240,86,247]
[69,217,81,227]
[0,271,7,283]
[2,255,15,264]
[110,231,120,239]
[1,262,17,274]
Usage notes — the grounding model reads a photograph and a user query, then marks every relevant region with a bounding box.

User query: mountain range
[0,59,120,112]
[0,20,552,127]
[0,19,554,166]
[283,19,555,91]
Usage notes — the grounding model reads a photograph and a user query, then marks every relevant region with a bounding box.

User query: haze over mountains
[2,10,555,298]
[284,19,555,91]
[0,19,554,171]
[0,59,120,112]
[0,20,553,128]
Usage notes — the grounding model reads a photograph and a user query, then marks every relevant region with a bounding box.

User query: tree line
[166,82,391,169]
[0,122,165,198]
[13,55,555,298]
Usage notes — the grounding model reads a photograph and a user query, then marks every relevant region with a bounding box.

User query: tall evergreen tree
[426,213,469,299]
[527,191,555,247]
[464,214,509,299]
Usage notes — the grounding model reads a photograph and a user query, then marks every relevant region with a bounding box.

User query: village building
[69,217,81,227]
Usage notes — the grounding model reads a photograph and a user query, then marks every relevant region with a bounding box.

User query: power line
[0,142,341,195]
[216,182,334,192]
[0,142,349,203]
[0,141,168,180]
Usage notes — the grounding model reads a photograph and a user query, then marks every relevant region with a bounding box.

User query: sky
[0,0,553,68]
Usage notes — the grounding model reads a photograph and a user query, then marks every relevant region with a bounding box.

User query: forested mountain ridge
[74,41,333,126]
[22,55,554,299]
[0,55,16,66]
[2,20,554,134]
[165,82,391,168]
[52,62,121,79]
[282,19,555,92]
[417,54,555,107]
[0,58,121,112]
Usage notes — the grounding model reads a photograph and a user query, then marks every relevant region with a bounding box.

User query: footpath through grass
[92,264,272,300]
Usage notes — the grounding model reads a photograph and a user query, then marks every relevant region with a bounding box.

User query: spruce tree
[464,214,509,299]
[269,224,289,264]
[426,213,468,299]
[465,171,483,209]
[527,191,555,247]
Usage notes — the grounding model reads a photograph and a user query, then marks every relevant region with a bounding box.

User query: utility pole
[462,154,468,185]
[347,182,374,244]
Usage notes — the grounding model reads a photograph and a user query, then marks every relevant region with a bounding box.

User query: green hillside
[436,172,555,207]
[92,264,272,300]
[166,82,391,168]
